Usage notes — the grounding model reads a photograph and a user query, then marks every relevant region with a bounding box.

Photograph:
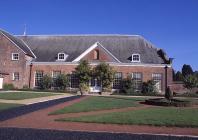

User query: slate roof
[17,35,168,64]
[0,29,35,58]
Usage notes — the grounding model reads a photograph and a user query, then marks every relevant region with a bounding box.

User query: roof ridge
[15,34,141,37]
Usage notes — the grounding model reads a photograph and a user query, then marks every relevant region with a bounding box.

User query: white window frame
[12,72,19,81]
[12,53,19,60]
[58,53,68,61]
[132,53,140,62]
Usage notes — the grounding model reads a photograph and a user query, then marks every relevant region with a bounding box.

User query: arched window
[94,50,99,60]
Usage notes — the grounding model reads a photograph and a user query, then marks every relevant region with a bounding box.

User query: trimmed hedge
[3,84,15,90]
[145,98,193,107]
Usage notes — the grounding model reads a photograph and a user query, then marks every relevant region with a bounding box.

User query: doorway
[90,78,101,92]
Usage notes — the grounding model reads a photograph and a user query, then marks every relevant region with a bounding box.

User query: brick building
[0,29,173,93]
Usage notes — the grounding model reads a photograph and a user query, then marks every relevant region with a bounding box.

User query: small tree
[182,64,193,77]
[142,80,157,95]
[55,74,69,90]
[183,74,198,92]
[165,86,173,100]
[40,75,52,90]
[74,60,91,95]
[94,62,115,92]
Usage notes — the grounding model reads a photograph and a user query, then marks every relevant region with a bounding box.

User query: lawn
[50,96,144,115]
[57,107,198,128]
[0,92,58,100]
[0,103,23,112]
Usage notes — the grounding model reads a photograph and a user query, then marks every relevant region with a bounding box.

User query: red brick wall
[29,64,77,88]
[0,33,30,88]
[112,65,172,92]
[82,47,117,62]
[29,64,173,92]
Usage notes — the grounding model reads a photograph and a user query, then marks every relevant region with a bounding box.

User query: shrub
[121,77,136,94]
[141,80,157,95]
[3,83,15,90]
[40,75,53,90]
[55,74,69,90]
[79,83,89,94]
[183,74,198,91]
[165,86,173,100]
[22,85,29,89]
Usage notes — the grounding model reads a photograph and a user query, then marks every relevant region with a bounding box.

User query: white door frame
[90,78,102,92]
[0,78,3,89]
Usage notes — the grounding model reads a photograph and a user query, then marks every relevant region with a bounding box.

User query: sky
[0,0,198,71]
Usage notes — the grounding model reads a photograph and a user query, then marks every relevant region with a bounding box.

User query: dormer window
[58,53,68,61]
[12,53,19,60]
[132,54,140,62]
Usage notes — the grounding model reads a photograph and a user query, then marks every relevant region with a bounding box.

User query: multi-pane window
[35,71,43,87]
[132,72,142,91]
[13,72,19,81]
[132,54,140,62]
[12,53,19,60]
[58,53,65,60]
[70,74,79,88]
[152,73,162,92]
[113,72,122,89]
[52,71,61,87]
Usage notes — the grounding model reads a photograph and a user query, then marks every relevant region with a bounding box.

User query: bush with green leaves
[141,80,157,95]
[94,62,115,91]
[74,60,91,95]
[22,85,29,89]
[39,74,53,90]
[55,74,69,90]
[3,83,15,90]
[183,74,198,92]
[121,76,136,94]
[165,86,173,100]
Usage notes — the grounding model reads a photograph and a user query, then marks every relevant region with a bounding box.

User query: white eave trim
[28,61,172,68]
[72,41,121,63]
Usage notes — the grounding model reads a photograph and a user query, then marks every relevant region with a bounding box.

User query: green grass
[57,108,198,128]
[50,96,144,115]
[0,92,58,100]
[0,103,23,112]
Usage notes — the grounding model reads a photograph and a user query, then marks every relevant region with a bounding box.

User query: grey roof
[16,35,168,64]
[0,29,35,58]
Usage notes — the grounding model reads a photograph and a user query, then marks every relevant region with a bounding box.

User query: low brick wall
[170,81,186,93]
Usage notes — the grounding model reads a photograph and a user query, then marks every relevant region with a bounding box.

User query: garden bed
[145,98,193,107]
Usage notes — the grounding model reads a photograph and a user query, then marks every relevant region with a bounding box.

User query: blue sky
[1,0,198,71]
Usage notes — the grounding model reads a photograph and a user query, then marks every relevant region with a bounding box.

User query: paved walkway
[1,96,198,137]
[0,93,73,105]
[1,127,197,140]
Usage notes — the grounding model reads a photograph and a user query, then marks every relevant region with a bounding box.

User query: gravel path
[0,127,197,140]
[0,93,73,105]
